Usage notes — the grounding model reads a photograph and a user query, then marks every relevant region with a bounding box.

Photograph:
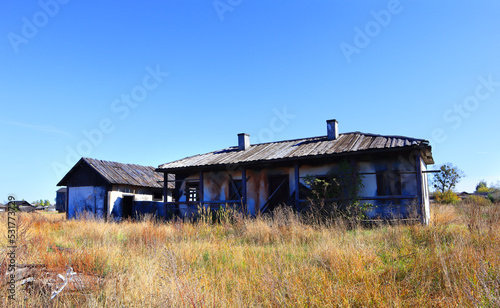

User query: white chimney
[238,133,250,150]
[327,119,338,140]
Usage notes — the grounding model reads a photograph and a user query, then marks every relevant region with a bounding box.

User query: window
[376,171,402,196]
[185,182,199,202]
[228,179,243,201]
[299,175,331,199]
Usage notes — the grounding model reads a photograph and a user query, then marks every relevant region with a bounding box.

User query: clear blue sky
[1,0,499,203]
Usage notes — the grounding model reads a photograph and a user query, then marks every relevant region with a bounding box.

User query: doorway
[266,174,290,212]
[122,195,134,220]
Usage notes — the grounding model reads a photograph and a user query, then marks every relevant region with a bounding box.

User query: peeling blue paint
[67,186,106,219]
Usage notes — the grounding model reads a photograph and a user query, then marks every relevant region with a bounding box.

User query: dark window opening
[376,171,402,196]
[153,191,163,201]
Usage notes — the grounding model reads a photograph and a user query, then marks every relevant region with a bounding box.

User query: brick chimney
[238,133,250,150]
[327,119,338,140]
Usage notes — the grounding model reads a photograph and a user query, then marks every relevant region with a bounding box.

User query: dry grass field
[1,202,500,307]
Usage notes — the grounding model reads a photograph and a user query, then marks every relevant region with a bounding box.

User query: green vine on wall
[303,160,370,221]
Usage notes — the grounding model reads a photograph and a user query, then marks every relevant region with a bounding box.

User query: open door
[122,195,134,220]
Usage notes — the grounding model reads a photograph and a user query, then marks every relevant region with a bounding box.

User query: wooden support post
[65,187,69,220]
[242,168,247,213]
[163,173,169,220]
[104,190,108,222]
[415,153,424,224]
[294,162,300,210]
[199,171,204,207]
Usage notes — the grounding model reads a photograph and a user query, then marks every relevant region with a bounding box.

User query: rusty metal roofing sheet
[158,132,431,171]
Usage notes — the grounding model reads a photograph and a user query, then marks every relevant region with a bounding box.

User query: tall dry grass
[1,202,499,307]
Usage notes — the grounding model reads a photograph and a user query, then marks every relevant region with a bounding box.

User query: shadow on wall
[110,198,122,221]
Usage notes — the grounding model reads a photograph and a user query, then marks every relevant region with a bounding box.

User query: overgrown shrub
[463,195,491,207]
[434,190,460,204]
[488,190,500,203]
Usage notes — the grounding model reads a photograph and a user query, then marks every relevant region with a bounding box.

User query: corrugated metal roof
[59,158,174,188]
[158,132,432,171]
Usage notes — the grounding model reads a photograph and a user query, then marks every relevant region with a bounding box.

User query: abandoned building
[57,157,173,220]
[55,187,66,212]
[156,120,435,224]
[3,201,37,212]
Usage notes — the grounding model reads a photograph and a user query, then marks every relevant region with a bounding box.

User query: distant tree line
[432,163,499,204]
[32,199,51,207]
[474,180,500,203]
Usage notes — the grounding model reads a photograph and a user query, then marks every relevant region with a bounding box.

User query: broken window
[300,174,338,200]
[228,179,243,201]
[185,182,199,202]
[299,175,325,199]
[376,170,402,196]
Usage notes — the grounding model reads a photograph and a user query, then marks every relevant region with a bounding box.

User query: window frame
[185,181,199,202]
[376,170,402,196]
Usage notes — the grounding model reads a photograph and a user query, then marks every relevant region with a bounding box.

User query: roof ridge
[226,132,427,148]
[82,157,156,169]
[346,131,427,141]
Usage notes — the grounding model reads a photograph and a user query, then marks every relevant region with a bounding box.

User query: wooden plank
[199,171,204,204]
[294,162,300,209]
[242,168,247,213]
[260,177,287,213]
[296,195,418,202]
[163,173,169,220]
[164,201,241,205]
[65,186,69,220]
[296,196,418,205]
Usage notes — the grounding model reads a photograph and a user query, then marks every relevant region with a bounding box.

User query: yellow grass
[1,203,500,307]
